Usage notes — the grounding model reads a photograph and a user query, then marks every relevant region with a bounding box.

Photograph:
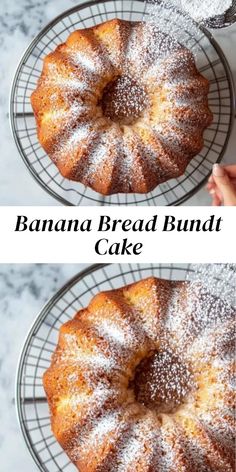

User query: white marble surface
[0,263,88,472]
[0,0,235,205]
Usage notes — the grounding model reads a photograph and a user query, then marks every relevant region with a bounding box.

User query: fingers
[208,174,214,184]
[212,192,222,206]
[222,164,236,178]
[208,165,236,182]
[206,163,236,206]
[212,164,236,206]
[206,182,214,191]
[209,187,222,206]
[207,172,236,187]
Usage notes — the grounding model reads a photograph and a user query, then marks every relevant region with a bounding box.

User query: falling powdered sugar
[187,263,236,305]
[165,264,235,355]
[146,0,203,54]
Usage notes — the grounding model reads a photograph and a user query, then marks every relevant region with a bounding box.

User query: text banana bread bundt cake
[43,277,235,471]
[31,19,213,195]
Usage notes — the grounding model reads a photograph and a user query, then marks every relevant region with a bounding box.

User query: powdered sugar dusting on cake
[53,123,94,164]
[63,124,91,146]
[82,411,119,448]
[42,102,87,126]
[96,318,130,345]
[134,348,195,413]
[32,12,212,193]
[71,51,99,72]
[164,265,235,361]
[81,142,108,181]
[121,143,136,177]
[45,62,89,92]
[67,383,111,413]
[81,128,117,182]
[116,415,158,471]
[188,263,236,304]
[62,332,115,372]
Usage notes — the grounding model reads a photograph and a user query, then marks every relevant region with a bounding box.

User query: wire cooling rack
[16,263,236,472]
[10,0,235,206]
[16,263,191,472]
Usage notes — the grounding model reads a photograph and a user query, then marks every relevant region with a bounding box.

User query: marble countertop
[0,0,235,206]
[0,263,88,472]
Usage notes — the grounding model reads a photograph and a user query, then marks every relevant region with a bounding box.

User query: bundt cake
[31,19,213,195]
[44,277,235,471]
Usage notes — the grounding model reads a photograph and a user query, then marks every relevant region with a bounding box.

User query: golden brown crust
[31,19,213,195]
[43,276,235,471]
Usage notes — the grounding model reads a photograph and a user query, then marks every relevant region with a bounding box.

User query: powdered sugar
[62,124,91,146]
[45,268,235,469]
[134,349,195,412]
[71,51,99,72]
[180,0,232,22]
[67,382,111,413]
[116,416,158,470]
[32,13,212,193]
[42,101,86,126]
[188,263,236,305]
[46,62,88,91]
[83,411,119,447]
[96,318,129,345]
[63,332,115,372]
[53,123,93,163]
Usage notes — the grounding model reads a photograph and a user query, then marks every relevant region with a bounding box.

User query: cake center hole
[101,75,148,125]
[133,349,194,414]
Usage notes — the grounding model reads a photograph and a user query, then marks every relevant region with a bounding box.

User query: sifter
[10,0,235,206]
[180,0,236,28]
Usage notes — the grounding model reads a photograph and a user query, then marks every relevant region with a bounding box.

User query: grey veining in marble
[0,263,87,472]
[0,0,236,205]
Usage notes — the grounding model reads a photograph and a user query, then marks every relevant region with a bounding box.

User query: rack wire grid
[16,263,236,472]
[10,0,235,206]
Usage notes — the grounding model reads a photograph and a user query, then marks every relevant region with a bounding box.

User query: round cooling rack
[16,263,236,472]
[16,263,193,472]
[10,0,235,206]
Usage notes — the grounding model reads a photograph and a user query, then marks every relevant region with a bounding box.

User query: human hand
[206,164,236,206]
